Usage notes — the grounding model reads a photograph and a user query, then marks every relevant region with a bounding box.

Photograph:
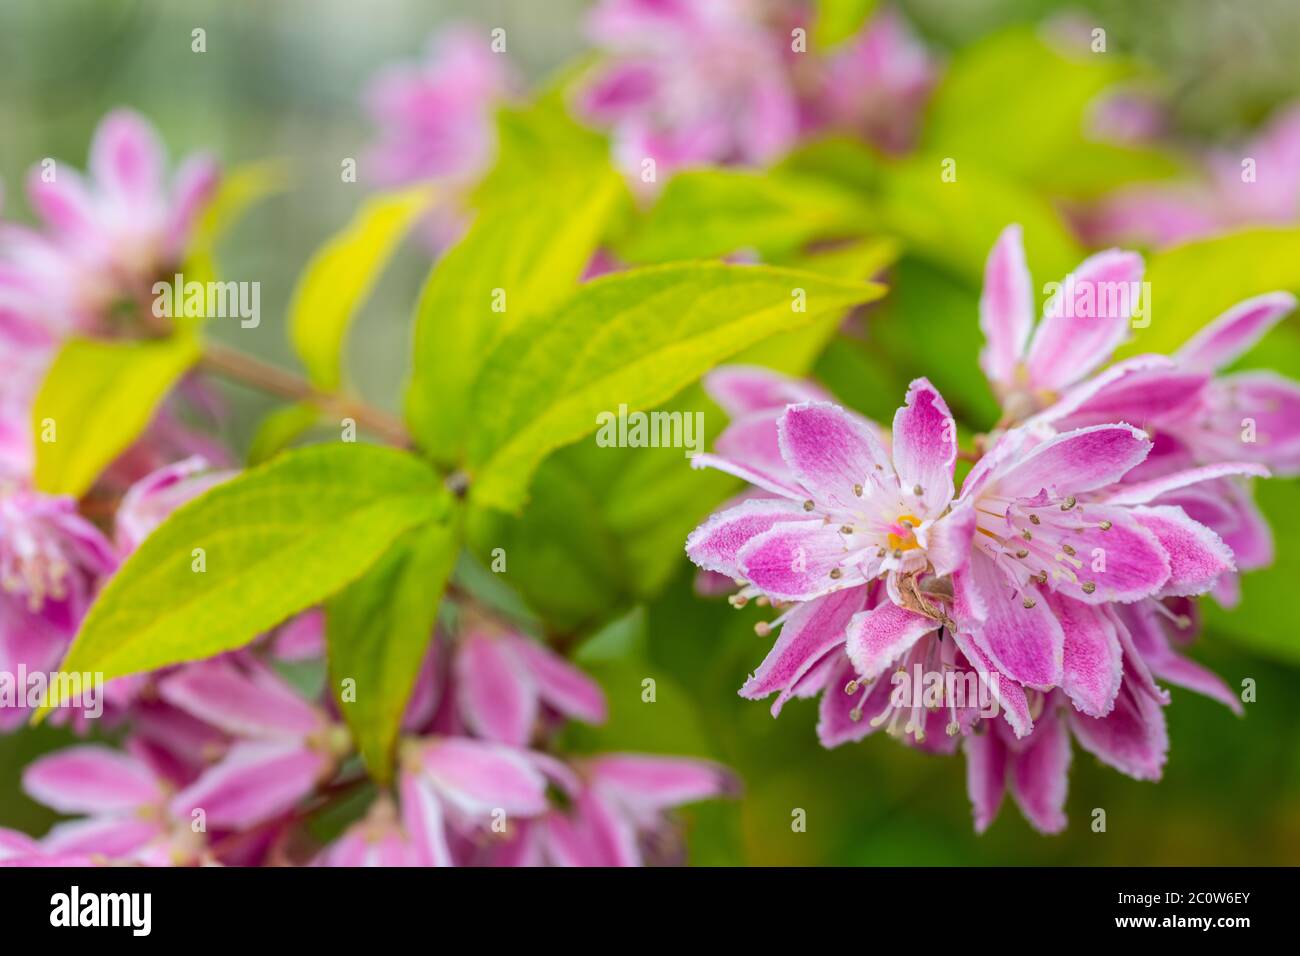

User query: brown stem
[200,341,411,447]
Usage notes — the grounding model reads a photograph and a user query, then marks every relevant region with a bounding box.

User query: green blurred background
[2,0,1298,864]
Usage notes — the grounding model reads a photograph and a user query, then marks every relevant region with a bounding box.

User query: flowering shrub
[1,2,1299,866]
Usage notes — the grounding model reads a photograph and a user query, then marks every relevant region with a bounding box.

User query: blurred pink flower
[1079,102,1300,248]
[0,109,219,335]
[21,742,207,865]
[159,657,348,831]
[580,0,800,180]
[363,26,514,247]
[454,626,607,746]
[811,7,938,154]
[113,454,233,555]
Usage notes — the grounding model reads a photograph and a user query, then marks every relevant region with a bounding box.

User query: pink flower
[21,742,207,865]
[315,796,417,867]
[365,27,512,188]
[1,109,219,335]
[454,627,607,746]
[363,26,513,247]
[580,0,800,180]
[497,755,738,866]
[688,377,967,604]
[976,223,1146,417]
[113,455,234,555]
[397,736,552,866]
[159,657,348,831]
[1079,102,1300,248]
[811,7,938,154]
[0,490,115,727]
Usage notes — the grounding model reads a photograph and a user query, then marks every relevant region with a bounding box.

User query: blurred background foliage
[2,0,1299,864]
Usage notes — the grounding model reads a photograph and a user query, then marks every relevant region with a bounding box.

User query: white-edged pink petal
[978,224,1034,387]
[1176,291,1297,372]
[844,601,937,682]
[890,377,957,515]
[1025,249,1145,391]
[777,401,894,511]
[22,745,163,814]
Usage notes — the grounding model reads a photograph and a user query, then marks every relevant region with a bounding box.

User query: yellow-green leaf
[39,444,446,715]
[466,263,884,511]
[327,514,461,781]
[33,334,202,497]
[289,185,433,390]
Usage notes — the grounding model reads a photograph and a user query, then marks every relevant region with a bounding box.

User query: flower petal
[1132,505,1234,597]
[777,401,894,511]
[994,423,1151,499]
[1025,249,1145,390]
[588,755,739,812]
[1008,706,1071,834]
[961,554,1063,690]
[925,497,976,577]
[1034,357,1206,429]
[737,520,856,602]
[844,601,937,682]
[740,588,865,712]
[703,365,830,417]
[1102,461,1270,505]
[978,224,1034,387]
[158,659,322,739]
[22,745,162,814]
[455,632,538,747]
[1176,291,1297,372]
[507,636,608,725]
[90,109,166,203]
[950,627,1033,738]
[685,498,812,578]
[1047,593,1122,718]
[963,728,1007,833]
[817,652,893,747]
[890,377,957,515]
[418,738,549,818]
[1036,504,1171,604]
[170,740,327,829]
[1068,664,1168,781]
[399,770,454,867]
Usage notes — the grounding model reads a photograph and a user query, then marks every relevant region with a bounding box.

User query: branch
[200,341,411,448]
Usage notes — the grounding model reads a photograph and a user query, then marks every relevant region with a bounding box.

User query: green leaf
[33,334,202,497]
[471,93,614,209]
[1121,227,1300,359]
[405,172,624,466]
[876,154,1083,284]
[924,27,1149,195]
[288,185,432,390]
[466,262,884,512]
[40,444,446,713]
[619,168,875,263]
[246,401,320,466]
[813,0,879,49]
[780,138,1083,283]
[327,513,461,781]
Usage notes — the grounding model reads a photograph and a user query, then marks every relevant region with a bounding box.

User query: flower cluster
[686,224,1299,832]
[2,601,734,866]
[1078,96,1300,249]
[0,111,733,866]
[364,2,937,208]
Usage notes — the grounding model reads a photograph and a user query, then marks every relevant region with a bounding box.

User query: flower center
[886,513,922,552]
